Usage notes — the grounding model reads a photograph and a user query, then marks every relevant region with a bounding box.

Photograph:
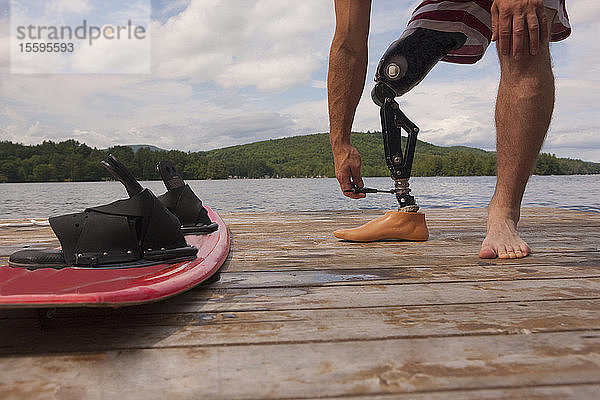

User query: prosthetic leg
[333,99,429,242]
[334,28,466,242]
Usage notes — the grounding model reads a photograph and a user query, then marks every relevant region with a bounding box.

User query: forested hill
[1,133,599,182]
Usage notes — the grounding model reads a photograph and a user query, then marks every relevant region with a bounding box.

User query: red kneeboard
[0,206,229,308]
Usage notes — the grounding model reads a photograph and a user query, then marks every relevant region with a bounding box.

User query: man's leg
[480,8,557,259]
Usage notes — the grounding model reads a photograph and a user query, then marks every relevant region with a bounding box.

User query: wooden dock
[1,208,599,399]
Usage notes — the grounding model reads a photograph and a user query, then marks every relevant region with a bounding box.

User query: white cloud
[216,56,321,92]
[564,0,600,25]
[45,0,92,16]
[70,28,151,74]
[152,0,332,91]
[0,16,8,73]
[370,0,420,36]
[158,0,190,16]
[0,73,297,151]
[281,99,329,135]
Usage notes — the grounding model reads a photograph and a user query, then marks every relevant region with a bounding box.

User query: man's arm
[328,0,372,199]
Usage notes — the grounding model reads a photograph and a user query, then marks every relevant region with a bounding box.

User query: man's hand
[491,0,549,59]
[333,143,366,199]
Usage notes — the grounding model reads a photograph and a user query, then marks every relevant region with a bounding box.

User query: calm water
[0,175,599,218]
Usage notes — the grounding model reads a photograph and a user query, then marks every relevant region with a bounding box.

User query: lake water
[0,175,599,219]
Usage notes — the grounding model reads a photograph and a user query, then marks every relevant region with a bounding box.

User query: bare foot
[479,211,530,259]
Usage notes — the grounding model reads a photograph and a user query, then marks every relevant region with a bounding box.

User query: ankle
[487,201,520,224]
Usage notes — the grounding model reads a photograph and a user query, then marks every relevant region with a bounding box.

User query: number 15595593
[18,42,74,52]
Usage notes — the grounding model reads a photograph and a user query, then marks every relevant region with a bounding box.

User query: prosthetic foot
[334,211,428,242]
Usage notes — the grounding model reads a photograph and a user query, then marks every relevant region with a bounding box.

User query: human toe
[479,243,497,259]
[496,245,510,259]
[513,248,524,258]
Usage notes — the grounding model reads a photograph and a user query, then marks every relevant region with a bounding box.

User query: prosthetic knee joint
[366,28,465,211]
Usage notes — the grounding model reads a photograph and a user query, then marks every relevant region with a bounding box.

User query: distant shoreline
[1,173,599,185]
[2,135,599,183]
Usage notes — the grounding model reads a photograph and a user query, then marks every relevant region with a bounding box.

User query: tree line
[1,133,598,183]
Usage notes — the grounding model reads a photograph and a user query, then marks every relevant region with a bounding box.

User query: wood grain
[0,331,598,399]
[1,208,599,399]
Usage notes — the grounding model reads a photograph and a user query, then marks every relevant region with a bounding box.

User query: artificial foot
[334,211,429,242]
[479,214,530,259]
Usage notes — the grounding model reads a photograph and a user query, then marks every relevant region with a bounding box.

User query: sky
[0,0,599,162]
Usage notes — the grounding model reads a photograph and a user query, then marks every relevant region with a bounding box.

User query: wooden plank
[0,331,598,399]
[209,265,600,288]
[121,277,600,313]
[319,384,600,400]
[0,299,598,354]
[3,276,596,316]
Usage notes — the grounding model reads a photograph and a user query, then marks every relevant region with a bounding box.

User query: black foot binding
[157,161,218,234]
[372,28,467,105]
[9,155,198,269]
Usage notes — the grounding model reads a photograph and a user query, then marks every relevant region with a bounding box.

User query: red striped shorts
[407,0,571,64]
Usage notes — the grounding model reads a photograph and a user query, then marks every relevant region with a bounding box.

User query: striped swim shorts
[406,0,571,64]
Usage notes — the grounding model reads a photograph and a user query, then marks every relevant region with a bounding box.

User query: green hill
[202,132,599,178]
[0,134,598,182]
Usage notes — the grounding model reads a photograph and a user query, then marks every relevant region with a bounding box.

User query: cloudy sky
[1,0,599,161]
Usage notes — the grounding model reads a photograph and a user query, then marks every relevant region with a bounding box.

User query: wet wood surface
[1,207,599,399]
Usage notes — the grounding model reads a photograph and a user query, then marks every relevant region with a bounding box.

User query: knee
[502,70,554,101]
[498,7,556,78]
[498,47,554,88]
[499,66,555,103]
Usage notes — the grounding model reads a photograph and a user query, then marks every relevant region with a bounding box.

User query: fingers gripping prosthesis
[370,28,466,212]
